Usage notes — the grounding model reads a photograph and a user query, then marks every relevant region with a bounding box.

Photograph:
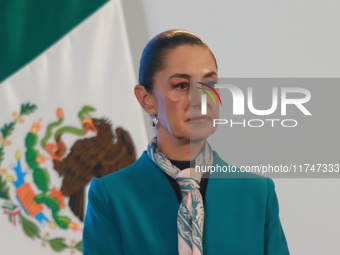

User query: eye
[175,82,189,90]
[206,81,216,87]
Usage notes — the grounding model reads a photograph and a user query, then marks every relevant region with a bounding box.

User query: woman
[83,29,290,255]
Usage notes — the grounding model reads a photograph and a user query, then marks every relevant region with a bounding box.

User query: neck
[155,128,205,161]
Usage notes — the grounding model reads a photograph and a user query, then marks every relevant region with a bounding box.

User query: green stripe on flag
[0,0,109,83]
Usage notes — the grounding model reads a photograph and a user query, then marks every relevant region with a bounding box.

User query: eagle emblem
[0,103,136,253]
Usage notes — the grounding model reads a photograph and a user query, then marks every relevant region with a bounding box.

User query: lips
[189,115,210,123]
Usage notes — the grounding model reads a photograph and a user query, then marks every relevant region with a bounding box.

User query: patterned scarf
[147,136,214,255]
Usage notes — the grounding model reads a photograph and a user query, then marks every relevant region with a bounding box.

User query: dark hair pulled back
[138,29,217,93]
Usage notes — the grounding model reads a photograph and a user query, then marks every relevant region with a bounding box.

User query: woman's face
[152,45,219,141]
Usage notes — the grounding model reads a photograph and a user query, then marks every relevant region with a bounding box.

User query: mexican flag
[0,1,148,254]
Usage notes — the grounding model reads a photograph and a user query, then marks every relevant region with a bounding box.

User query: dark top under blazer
[83,150,290,255]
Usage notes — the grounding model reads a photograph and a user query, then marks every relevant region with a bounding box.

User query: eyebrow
[168,71,217,81]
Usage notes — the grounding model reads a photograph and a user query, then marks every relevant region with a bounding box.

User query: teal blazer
[83,150,289,255]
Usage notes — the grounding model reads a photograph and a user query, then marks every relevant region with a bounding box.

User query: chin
[190,133,211,142]
[189,125,214,141]
[172,122,214,141]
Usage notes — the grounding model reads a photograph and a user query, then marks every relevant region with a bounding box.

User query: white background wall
[121,0,340,254]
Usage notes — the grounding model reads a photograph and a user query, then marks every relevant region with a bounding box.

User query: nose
[190,80,205,110]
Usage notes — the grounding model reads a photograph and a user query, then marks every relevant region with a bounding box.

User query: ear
[134,85,157,115]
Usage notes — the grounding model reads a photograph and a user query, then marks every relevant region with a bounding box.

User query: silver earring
[150,114,158,127]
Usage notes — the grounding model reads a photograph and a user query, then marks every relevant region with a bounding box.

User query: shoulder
[99,151,150,181]
[212,150,267,180]
[91,150,164,194]
[210,150,273,195]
